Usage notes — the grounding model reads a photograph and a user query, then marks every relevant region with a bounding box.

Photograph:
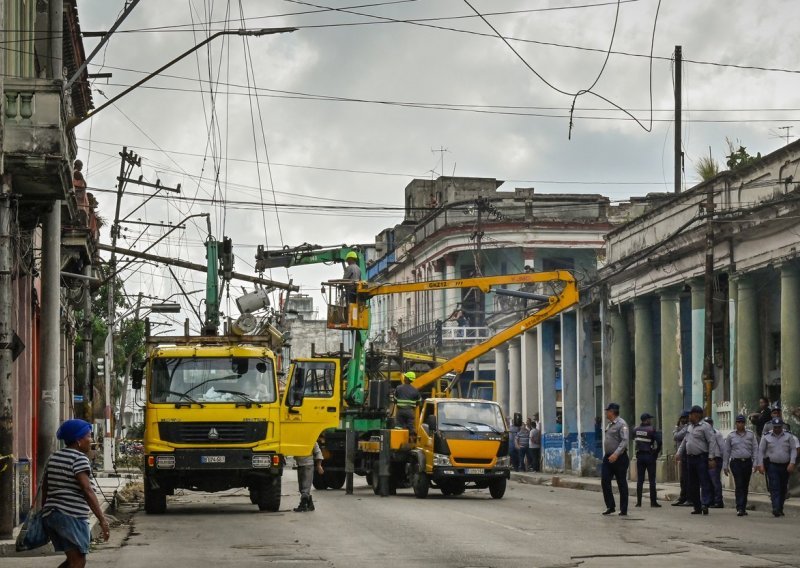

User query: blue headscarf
[56,419,92,444]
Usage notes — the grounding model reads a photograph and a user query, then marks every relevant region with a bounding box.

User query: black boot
[293,496,309,512]
[307,495,315,512]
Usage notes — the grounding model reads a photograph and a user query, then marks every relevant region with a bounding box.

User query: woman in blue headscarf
[42,419,109,567]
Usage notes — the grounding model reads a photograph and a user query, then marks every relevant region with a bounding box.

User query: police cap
[605,402,620,412]
[640,412,653,421]
[771,417,785,426]
[689,405,704,414]
[735,414,746,422]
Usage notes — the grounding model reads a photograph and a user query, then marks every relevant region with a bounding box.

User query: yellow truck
[136,335,341,514]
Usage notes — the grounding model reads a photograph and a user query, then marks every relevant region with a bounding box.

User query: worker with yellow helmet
[395,371,421,439]
[342,251,361,303]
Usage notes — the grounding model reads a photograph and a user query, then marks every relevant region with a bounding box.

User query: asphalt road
[11,477,800,568]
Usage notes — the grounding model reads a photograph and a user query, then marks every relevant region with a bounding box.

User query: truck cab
[140,336,340,514]
[409,398,510,499]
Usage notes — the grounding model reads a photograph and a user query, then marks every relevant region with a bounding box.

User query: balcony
[3,78,76,200]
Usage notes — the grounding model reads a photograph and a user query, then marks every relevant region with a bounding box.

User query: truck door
[280,358,341,457]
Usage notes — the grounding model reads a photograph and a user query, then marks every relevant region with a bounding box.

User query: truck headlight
[433,453,452,467]
[156,455,175,469]
[496,455,511,467]
[252,454,273,468]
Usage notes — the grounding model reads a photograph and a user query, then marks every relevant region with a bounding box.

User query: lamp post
[70,27,296,128]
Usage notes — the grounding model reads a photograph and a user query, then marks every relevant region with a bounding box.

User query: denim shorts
[43,509,91,554]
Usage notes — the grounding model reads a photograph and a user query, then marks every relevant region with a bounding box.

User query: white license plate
[466,468,484,474]
[201,456,226,464]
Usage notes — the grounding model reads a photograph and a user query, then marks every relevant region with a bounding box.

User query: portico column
[736,274,762,416]
[608,306,634,424]
[495,345,509,415]
[444,254,457,319]
[660,289,683,431]
[509,339,522,418]
[690,281,705,408]
[576,307,597,467]
[561,312,578,436]
[634,297,658,426]
[538,320,558,433]
[781,264,800,432]
[521,329,539,421]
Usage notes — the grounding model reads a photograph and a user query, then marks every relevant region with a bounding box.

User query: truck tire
[325,471,346,490]
[144,479,167,514]
[489,478,506,499]
[411,463,429,499]
[257,477,281,512]
[312,470,327,490]
[365,472,373,487]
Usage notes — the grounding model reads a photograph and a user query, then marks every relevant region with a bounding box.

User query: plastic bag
[15,510,50,552]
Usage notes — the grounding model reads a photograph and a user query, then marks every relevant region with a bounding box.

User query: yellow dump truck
[136,335,341,514]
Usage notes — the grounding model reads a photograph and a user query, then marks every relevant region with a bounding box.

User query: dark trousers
[510,447,520,470]
[519,447,533,471]
[601,452,629,513]
[396,407,416,437]
[766,462,790,512]
[531,448,541,472]
[636,452,657,504]
[709,457,724,505]
[686,453,712,511]
[678,451,689,502]
[729,458,753,511]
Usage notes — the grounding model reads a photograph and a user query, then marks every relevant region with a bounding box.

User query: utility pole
[115,292,142,440]
[674,45,682,194]
[702,182,715,417]
[0,178,13,538]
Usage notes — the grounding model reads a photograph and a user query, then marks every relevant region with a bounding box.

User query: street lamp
[70,27,297,128]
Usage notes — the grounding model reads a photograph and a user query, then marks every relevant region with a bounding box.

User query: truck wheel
[312,470,327,490]
[488,478,506,499]
[449,480,466,496]
[249,489,258,504]
[365,472,373,487]
[257,477,281,512]
[144,480,167,514]
[440,486,453,496]
[325,471,346,490]
[411,464,429,499]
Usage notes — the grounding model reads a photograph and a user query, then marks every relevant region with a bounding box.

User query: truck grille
[452,457,493,465]
[158,421,267,444]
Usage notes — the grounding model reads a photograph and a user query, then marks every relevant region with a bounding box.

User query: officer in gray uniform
[601,402,630,516]
[703,416,726,508]
[671,410,690,506]
[757,417,798,517]
[723,414,757,516]
[676,405,718,515]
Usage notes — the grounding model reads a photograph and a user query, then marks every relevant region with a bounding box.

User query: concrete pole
[38,202,61,480]
[608,306,633,424]
[0,183,13,538]
[521,329,539,422]
[82,265,92,421]
[660,289,684,436]
[736,274,762,416]
[537,321,557,433]
[634,297,658,427]
[780,263,800,432]
[576,307,597,459]
[495,345,509,416]
[690,281,705,408]
[444,254,457,318]
[728,280,738,418]
[561,312,578,436]
[509,339,522,417]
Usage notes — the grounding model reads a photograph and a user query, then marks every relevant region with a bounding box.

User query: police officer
[757,417,798,517]
[671,410,691,506]
[395,371,421,439]
[723,414,757,516]
[601,402,630,516]
[703,416,726,508]
[634,412,662,508]
[676,405,718,515]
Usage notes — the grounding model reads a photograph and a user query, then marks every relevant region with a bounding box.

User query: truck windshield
[150,357,276,404]
[437,401,505,433]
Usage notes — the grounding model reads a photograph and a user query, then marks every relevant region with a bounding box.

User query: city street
[10,477,800,568]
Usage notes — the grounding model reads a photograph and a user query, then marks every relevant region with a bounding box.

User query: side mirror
[287,369,306,407]
[425,414,437,433]
[131,368,144,390]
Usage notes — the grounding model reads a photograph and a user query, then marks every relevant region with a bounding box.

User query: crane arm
[255,244,362,271]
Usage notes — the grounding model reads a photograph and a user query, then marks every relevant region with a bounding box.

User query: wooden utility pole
[674,46,682,194]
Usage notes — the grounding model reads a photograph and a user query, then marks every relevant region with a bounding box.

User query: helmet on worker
[345,251,358,262]
[403,371,416,382]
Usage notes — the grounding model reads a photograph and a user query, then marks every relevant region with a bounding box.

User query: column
[521,329,539,422]
[432,260,443,322]
[538,320,558,433]
[576,307,597,464]
[608,306,633,424]
[495,346,509,416]
[634,297,658,426]
[444,254,457,319]
[781,264,800,432]
[38,202,61,480]
[728,281,738,418]
[736,274,762,415]
[508,339,522,418]
[660,289,683,435]
[561,312,578,436]
[690,281,705,408]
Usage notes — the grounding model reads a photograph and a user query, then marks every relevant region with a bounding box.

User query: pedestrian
[634,412,662,508]
[42,419,110,567]
[762,405,791,437]
[395,371,421,439]
[703,417,726,508]
[529,420,542,472]
[757,417,798,517]
[723,414,757,516]
[671,410,691,507]
[516,419,532,472]
[293,441,325,512]
[676,405,718,515]
[601,402,630,516]
[750,397,771,438]
[509,414,521,471]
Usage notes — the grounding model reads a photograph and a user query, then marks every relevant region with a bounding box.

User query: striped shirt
[42,448,92,519]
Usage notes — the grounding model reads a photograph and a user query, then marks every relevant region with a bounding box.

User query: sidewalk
[511,469,800,514]
[0,472,141,557]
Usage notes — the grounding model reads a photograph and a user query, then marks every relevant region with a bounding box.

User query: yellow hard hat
[403,371,416,381]
[346,251,358,261]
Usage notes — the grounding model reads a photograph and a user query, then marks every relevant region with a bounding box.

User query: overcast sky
[75,0,800,332]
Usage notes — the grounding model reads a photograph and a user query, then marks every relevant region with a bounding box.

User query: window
[295,361,336,398]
